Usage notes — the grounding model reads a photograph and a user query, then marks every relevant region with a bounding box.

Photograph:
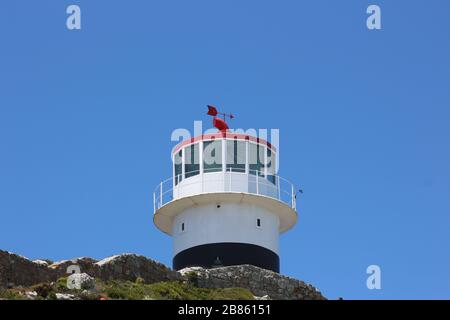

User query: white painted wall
[172,202,280,256]
[173,172,278,200]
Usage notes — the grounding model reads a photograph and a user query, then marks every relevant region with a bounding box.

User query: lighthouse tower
[153,107,298,273]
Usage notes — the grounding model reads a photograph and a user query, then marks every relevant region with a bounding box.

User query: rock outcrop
[0,250,179,287]
[67,273,96,290]
[0,250,326,300]
[49,257,99,279]
[94,254,181,283]
[180,265,325,300]
[0,251,57,287]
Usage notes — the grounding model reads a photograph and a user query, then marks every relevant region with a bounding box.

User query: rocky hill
[0,250,325,300]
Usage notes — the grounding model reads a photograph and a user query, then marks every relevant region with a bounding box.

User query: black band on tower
[173,242,280,273]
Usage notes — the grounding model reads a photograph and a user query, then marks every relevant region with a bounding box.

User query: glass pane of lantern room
[249,143,265,177]
[203,140,223,173]
[226,140,246,173]
[267,148,276,185]
[185,143,199,178]
[174,149,183,185]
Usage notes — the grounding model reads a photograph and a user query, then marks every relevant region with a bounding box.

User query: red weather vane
[207,105,235,133]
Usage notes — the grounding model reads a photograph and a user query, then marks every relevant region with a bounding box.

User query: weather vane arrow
[207,105,235,133]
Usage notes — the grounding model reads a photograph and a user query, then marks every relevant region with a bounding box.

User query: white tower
[153,107,297,272]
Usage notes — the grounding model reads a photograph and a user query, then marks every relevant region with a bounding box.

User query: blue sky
[0,1,449,299]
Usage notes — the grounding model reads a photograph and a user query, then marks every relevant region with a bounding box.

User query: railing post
[291,183,295,209]
[160,182,163,208]
[256,173,259,195]
[223,169,226,192]
[277,176,281,200]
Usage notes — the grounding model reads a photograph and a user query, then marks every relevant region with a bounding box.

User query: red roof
[172,133,276,154]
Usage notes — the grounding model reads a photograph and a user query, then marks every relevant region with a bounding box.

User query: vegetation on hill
[0,277,255,300]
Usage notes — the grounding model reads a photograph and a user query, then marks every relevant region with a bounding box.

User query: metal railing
[153,168,297,213]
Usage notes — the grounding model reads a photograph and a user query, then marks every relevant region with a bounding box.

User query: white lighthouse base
[154,190,298,273]
[171,201,280,272]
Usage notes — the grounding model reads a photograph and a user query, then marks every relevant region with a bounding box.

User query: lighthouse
[153,106,298,273]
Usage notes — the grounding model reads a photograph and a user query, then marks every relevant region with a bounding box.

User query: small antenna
[207,105,234,121]
[207,105,235,132]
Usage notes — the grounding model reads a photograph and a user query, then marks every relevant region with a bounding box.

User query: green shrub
[102,280,254,300]
[0,279,255,301]
[0,289,27,300]
[55,277,69,292]
[32,283,53,298]
[205,287,255,300]
[79,290,101,300]
[185,271,199,287]
[47,292,58,300]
